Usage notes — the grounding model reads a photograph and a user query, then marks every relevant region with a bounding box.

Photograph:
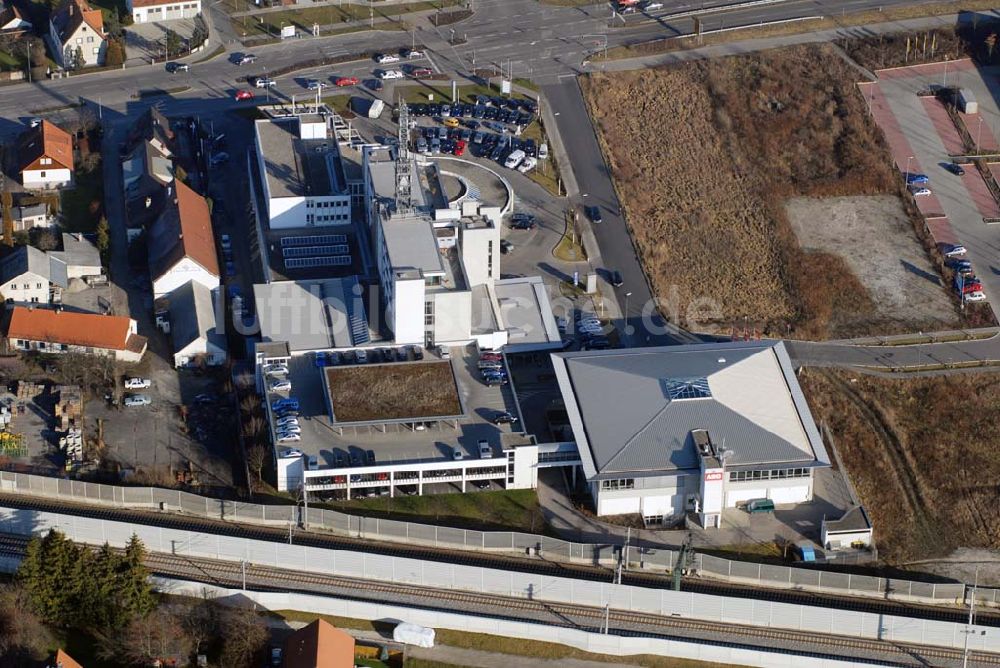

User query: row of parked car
[313,345,424,367]
[478,351,508,386]
[407,99,536,127]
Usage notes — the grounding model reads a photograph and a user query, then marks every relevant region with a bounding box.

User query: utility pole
[624,527,631,572]
[963,566,980,668]
[25,41,31,83]
[241,559,247,590]
[603,603,610,634]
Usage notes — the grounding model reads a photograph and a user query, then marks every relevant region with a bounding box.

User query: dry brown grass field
[800,369,1000,563]
[325,362,461,422]
[581,44,948,339]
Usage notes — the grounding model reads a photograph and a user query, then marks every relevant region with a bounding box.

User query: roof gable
[51,0,104,43]
[7,307,133,350]
[19,120,73,172]
[148,181,219,281]
[170,280,226,354]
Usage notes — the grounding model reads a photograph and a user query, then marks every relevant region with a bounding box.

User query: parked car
[124,394,151,407]
[124,377,151,389]
[585,205,602,224]
[377,69,404,80]
[965,291,988,302]
[478,439,493,459]
[443,117,460,129]
[943,244,968,257]
[355,349,368,364]
[254,77,276,88]
[375,53,400,64]
[220,234,232,250]
[410,67,433,78]
[366,449,376,465]
[306,79,328,91]
[404,49,424,58]
[210,152,229,166]
[276,433,301,443]
[453,139,466,156]
[538,143,549,160]
[946,258,973,273]
[944,163,966,176]
[906,173,930,184]
[277,425,301,435]
[746,498,775,514]
[492,411,518,425]
[517,156,537,173]
[499,239,514,254]
[272,398,300,411]
[264,364,289,376]
[416,137,428,153]
[269,379,292,393]
[276,416,299,427]
[234,90,254,101]
[167,62,190,73]
[335,76,359,87]
[453,448,464,461]
[504,149,526,170]
[910,186,932,197]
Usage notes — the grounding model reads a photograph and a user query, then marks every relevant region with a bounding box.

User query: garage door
[599,496,640,516]
[769,485,809,505]
[726,489,765,508]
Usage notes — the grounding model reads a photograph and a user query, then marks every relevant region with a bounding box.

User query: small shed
[821,505,873,550]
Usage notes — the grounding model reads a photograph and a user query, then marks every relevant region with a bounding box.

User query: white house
[6,307,147,362]
[18,120,74,190]
[127,0,201,23]
[12,203,52,232]
[48,0,106,69]
[169,280,226,368]
[551,341,831,528]
[254,116,352,230]
[49,233,103,281]
[0,246,67,304]
[147,180,220,298]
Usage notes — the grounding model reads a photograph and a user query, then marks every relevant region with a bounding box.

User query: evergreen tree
[71,46,85,70]
[17,530,84,626]
[119,533,156,619]
[95,216,110,261]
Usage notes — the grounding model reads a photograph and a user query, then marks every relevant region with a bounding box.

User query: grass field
[325,362,461,422]
[581,45,930,339]
[321,488,547,532]
[800,369,1000,564]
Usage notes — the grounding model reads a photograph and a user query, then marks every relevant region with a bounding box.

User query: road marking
[425,51,442,74]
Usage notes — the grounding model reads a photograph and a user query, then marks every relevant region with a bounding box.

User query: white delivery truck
[368,99,385,119]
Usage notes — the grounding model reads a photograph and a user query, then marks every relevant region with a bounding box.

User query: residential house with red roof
[284,619,356,668]
[18,120,74,189]
[6,307,147,362]
[47,0,106,69]
[127,0,201,24]
[147,179,220,298]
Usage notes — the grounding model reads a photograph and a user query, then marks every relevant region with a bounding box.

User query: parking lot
[864,60,1000,310]
[264,344,521,470]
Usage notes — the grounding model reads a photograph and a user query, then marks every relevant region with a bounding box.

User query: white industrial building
[127,0,201,23]
[253,115,352,230]
[551,341,831,527]
[168,280,227,368]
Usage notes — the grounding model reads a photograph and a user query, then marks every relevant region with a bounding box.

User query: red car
[410,67,433,78]
[453,139,466,157]
[234,89,254,101]
[335,76,359,87]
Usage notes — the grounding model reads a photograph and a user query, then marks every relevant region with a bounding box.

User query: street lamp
[904,155,913,185]
[977,116,984,154]
[624,291,633,344]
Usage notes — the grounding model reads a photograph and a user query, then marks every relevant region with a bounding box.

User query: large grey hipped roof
[552,341,829,479]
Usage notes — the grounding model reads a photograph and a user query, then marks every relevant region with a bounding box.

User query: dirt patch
[325,362,462,423]
[799,368,1000,564]
[787,195,959,332]
[582,44,940,339]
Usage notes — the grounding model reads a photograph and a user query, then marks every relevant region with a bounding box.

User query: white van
[378,69,404,80]
[504,149,526,170]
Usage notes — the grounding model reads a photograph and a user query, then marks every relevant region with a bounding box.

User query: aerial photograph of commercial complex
[1,0,1000,665]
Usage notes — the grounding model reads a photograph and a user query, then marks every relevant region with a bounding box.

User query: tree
[0,583,55,665]
[164,29,181,58]
[247,444,268,482]
[98,606,193,666]
[105,39,125,67]
[29,228,59,251]
[96,216,110,261]
[71,45,85,70]
[106,7,123,40]
[17,530,84,626]
[219,606,268,667]
[119,533,156,620]
[1,190,12,247]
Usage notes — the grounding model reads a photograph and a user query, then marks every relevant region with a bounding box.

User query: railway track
[0,492,990,629]
[0,532,992,668]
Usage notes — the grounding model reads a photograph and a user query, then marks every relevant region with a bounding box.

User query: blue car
[313,351,329,367]
[906,173,930,185]
[272,398,300,411]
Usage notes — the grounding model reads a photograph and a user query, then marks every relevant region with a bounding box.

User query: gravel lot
[787,195,959,331]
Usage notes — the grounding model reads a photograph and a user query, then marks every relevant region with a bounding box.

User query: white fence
[0,504,996,655]
[0,471,971,604]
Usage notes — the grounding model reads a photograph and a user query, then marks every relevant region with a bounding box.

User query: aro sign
[704,471,723,482]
